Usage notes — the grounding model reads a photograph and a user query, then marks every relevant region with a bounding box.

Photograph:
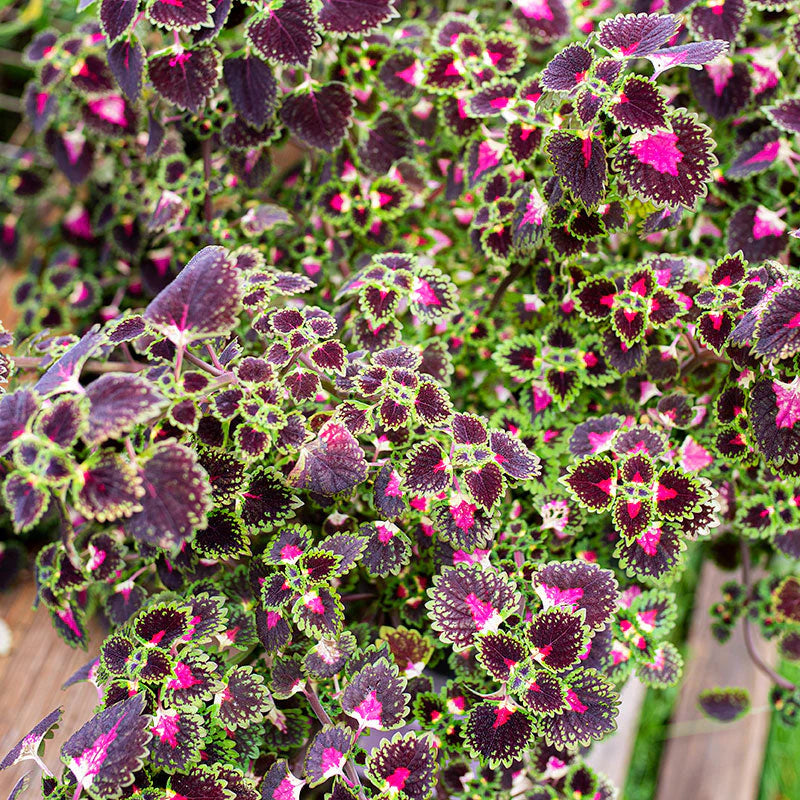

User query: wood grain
[655,562,773,800]
[0,580,102,797]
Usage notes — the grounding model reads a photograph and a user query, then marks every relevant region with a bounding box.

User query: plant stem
[202,138,213,226]
[32,752,53,778]
[12,356,147,374]
[184,351,226,377]
[302,686,366,800]
[740,541,796,691]
[486,261,528,315]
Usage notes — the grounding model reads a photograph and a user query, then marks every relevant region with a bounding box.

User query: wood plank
[655,562,773,800]
[0,580,103,797]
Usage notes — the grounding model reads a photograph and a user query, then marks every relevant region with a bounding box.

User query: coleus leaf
[509,664,567,716]
[546,131,607,207]
[427,564,522,649]
[292,586,345,637]
[84,374,166,446]
[513,0,569,43]
[255,607,292,656]
[194,508,250,559]
[149,708,205,772]
[489,430,541,480]
[727,129,782,180]
[224,55,277,129]
[541,44,592,92]
[539,669,618,748]
[241,466,302,531]
[0,707,62,770]
[341,658,409,731]
[358,111,413,174]
[636,641,683,688]
[527,607,589,671]
[0,390,37,455]
[534,561,619,631]
[166,765,234,800]
[614,524,685,582]
[608,76,670,131]
[374,463,405,519]
[432,499,494,551]
[766,98,800,135]
[475,631,529,682]
[246,0,320,68]
[365,731,436,800]
[612,111,717,210]
[124,442,211,550]
[73,450,144,522]
[380,626,434,679]
[147,45,221,113]
[304,726,353,787]
[698,687,750,722]
[360,521,412,577]
[691,0,746,42]
[215,665,273,730]
[463,462,505,512]
[409,268,458,323]
[774,577,800,623]
[280,82,354,152]
[304,631,357,678]
[261,759,305,800]
[108,39,145,103]
[748,378,800,465]
[288,421,368,496]
[147,0,212,30]
[646,40,728,79]
[563,456,616,511]
[752,287,800,361]
[596,12,679,57]
[144,246,241,348]
[464,701,534,768]
[2,472,49,533]
[689,60,750,120]
[100,0,138,42]
[403,441,451,496]
[61,693,152,800]
[317,0,398,35]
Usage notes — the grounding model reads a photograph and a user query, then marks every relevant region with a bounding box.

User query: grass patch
[758,660,800,800]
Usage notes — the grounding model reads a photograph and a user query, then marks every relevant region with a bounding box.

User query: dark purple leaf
[288,421,368,496]
[360,520,411,577]
[124,442,211,550]
[148,45,220,113]
[427,564,521,649]
[0,389,37,456]
[534,560,619,631]
[689,60,750,119]
[541,44,592,91]
[100,0,138,42]
[691,0,746,42]
[767,98,800,134]
[246,0,319,69]
[44,129,94,184]
[224,55,277,129]
[358,111,413,174]
[0,708,62,770]
[609,76,669,131]
[647,40,728,78]
[147,0,212,29]
[475,632,528,682]
[698,687,750,722]
[149,708,205,772]
[597,12,679,56]
[305,726,352,786]
[464,703,534,768]
[403,441,451,496]
[365,732,436,800]
[84,374,166,446]
[74,450,143,522]
[317,0,397,34]
[613,111,717,209]
[727,128,781,180]
[144,246,241,346]
[280,82,354,152]
[546,131,606,206]
[216,665,273,730]
[341,659,409,731]
[61,694,151,798]
[527,607,589,671]
[2,473,49,532]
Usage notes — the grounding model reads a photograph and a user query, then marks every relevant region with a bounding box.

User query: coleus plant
[3,0,800,799]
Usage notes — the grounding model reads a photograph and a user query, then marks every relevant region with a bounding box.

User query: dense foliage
[2,0,800,798]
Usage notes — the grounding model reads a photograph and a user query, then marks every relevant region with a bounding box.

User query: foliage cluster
[2,0,800,799]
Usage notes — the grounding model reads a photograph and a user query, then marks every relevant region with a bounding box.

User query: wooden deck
[0,579,102,796]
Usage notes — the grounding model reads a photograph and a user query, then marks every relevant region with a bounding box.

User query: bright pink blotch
[464,593,497,629]
[631,131,683,176]
[517,0,554,20]
[493,706,513,728]
[320,746,343,775]
[565,690,588,713]
[386,767,411,790]
[152,711,180,748]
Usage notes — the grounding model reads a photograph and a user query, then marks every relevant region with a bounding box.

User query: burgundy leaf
[280,82,354,152]
[147,45,220,113]
[304,726,352,786]
[144,246,241,346]
[61,694,152,799]
[341,659,409,731]
[245,0,319,68]
[84,374,166,446]
[365,731,436,800]
[100,0,138,42]
[288,421,368,496]
[147,0,212,29]
[546,131,606,206]
[0,708,62,770]
[224,55,277,129]
[317,0,397,35]
[124,442,211,550]
[464,702,534,768]
[608,76,669,131]
[597,12,679,57]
